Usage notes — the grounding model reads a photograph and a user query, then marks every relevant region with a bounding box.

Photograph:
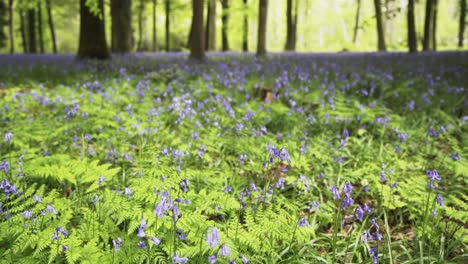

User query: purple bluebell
[426,170,441,182]
[0,161,9,173]
[124,187,133,197]
[179,178,189,193]
[223,185,232,193]
[208,254,217,264]
[436,194,444,207]
[177,229,187,240]
[241,256,248,263]
[356,206,364,221]
[149,237,161,246]
[220,243,231,257]
[298,217,309,227]
[56,226,68,237]
[112,238,123,251]
[137,241,146,248]
[173,254,188,264]
[98,176,105,185]
[330,185,341,200]
[62,245,69,251]
[207,227,220,248]
[275,178,285,189]
[4,132,13,143]
[450,153,460,161]
[21,210,32,219]
[369,247,378,264]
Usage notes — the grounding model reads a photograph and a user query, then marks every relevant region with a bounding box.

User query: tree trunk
[137,0,144,51]
[431,0,438,50]
[407,0,417,53]
[27,8,37,53]
[45,0,57,53]
[353,0,361,44]
[111,0,132,53]
[373,0,386,51]
[19,10,27,53]
[165,0,170,51]
[152,0,157,51]
[205,0,216,50]
[285,0,298,51]
[190,0,205,61]
[459,0,467,47]
[423,0,433,51]
[37,2,44,53]
[242,0,248,52]
[256,0,268,57]
[77,0,110,59]
[384,0,395,45]
[221,0,229,51]
[8,0,13,53]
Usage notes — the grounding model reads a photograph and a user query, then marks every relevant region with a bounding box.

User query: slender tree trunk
[152,0,157,51]
[45,0,57,53]
[190,0,205,61]
[353,0,361,44]
[27,8,37,53]
[37,2,44,53]
[165,0,170,51]
[407,0,417,53]
[431,0,438,50]
[205,0,216,50]
[137,0,144,51]
[19,10,27,53]
[285,0,298,51]
[459,0,467,47]
[111,0,132,53]
[221,0,229,51]
[373,0,386,51]
[423,0,433,51]
[8,0,13,53]
[242,0,248,52]
[256,0,268,57]
[77,0,110,59]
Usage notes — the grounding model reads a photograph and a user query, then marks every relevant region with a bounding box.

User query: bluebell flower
[432,209,437,216]
[137,241,146,248]
[342,195,354,210]
[363,203,372,214]
[369,247,378,264]
[4,132,13,143]
[98,176,106,186]
[21,210,32,219]
[241,256,248,263]
[208,254,217,264]
[149,236,161,246]
[298,217,309,227]
[84,134,92,141]
[371,218,379,229]
[112,238,123,251]
[173,253,188,264]
[177,229,187,240]
[343,129,349,139]
[398,132,407,142]
[330,185,341,200]
[450,153,460,161]
[356,206,364,221]
[426,170,441,182]
[52,232,59,240]
[179,178,189,193]
[220,243,231,257]
[173,205,181,222]
[42,204,58,215]
[0,161,9,173]
[124,187,133,198]
[275,178,285,190]
[137,227,146,238]
[207,227,220,248]
[62,245,69,251]
[436,194,444,207]
[380,170,386,183]
[223,185,232,193]
[249,182,258,192]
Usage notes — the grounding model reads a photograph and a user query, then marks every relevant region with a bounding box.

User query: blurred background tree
[0,0,466,56]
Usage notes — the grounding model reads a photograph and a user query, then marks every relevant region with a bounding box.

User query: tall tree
[205,0,216,50]
[285,0,298,51]
[165,0,170,51]
[373,0,386,51]
[353,0,361,44]
[190,0,205,60]
[19,10,27,53]
[27,8,37,53]
[77,0,110,59]
[111,0,132,53]
[0,0,6,49]
[431,0,438,50]
[37,2,44,53]
[459,0,466,47]
[152,0,157,51]
[242,0,248,52]
[423,0,434,51]
[137,0,145,51]
[256,0,268,57]
[45,0,57,53]
[7,0,13,53]
[407,0,417,53]
[221,0,229,51]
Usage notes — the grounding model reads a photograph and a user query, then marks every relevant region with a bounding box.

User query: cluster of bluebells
[263,143,291,169]
[361,218,383,264]
[0,178,17,198]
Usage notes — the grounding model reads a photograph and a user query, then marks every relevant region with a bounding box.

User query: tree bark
[459,0,467,47]
[45,0,57,53]
[407,0,417,53]
[431,0,438,50]
[256,0,268,57]
[27,8,37,53]
[0,0,5,49]
[242,0,248,52]
[165,0,170,51]
[37,2,44,53]
[373,0,386,51]
[205,0,216,51]
[8,0,13,53]
[285,0,297,51]
[423,0,433,51]
[77,0,110,59]
[19,10,27,53]
[152,0,157,51]
[190,0,205,61]
[137,0,144,51]
[353,0,361,44]
[111,0,132,53]
[221,0,229,51]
